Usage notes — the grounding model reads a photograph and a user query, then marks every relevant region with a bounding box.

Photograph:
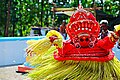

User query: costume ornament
[26,6,120,80]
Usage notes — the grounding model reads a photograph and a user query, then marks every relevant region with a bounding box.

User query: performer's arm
[97,25,120,50]
[97,36,117,49]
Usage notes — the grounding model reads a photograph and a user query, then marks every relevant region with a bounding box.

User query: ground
[0,65,30,80]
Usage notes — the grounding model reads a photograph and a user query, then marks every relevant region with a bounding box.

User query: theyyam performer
[26,5,120,80]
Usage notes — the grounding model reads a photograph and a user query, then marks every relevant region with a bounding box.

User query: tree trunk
[5,0,11,37]
[46,0,49,27]
[41,0,43,27]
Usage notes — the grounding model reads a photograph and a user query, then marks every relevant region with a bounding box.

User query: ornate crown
[66,7,100,39]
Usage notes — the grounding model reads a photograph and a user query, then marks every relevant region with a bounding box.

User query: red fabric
[96,36,115,50]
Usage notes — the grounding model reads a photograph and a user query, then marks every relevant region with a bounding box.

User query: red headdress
[54,6,115,62]
[66,6,100,39]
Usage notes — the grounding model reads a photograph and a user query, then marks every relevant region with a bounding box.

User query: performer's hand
[46,30,63,48]
[49,36,58,43]
[109,32,119,42]
[114,24,120,37]
[117,30,120,37]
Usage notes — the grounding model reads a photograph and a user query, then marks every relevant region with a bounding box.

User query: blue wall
[112,42,120,60]
[0,36,45,67]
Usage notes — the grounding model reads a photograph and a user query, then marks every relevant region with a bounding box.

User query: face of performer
[101,24,108,31]
[62,22,66,26]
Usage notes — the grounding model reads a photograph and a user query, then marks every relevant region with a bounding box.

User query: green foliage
[0,0,7,36]
[13,0,54,36]
[0,0,120,36]
[103,0,120,16]
[0,0,54,36]
[81,0,120,17]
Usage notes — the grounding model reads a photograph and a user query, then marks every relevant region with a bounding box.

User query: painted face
[78,33,91,47]
[72,33,94,48]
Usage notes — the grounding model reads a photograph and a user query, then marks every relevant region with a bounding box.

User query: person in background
[60,20,67,40]
[117,39,120,49]
[99,20,113,39]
